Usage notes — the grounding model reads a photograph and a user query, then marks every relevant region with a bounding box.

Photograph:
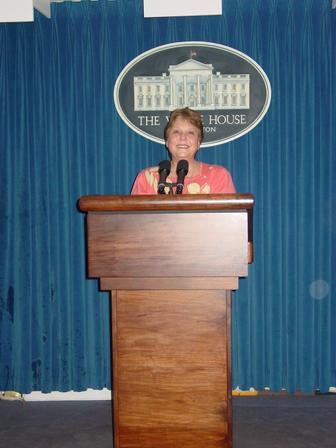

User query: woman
[131,107,236,194]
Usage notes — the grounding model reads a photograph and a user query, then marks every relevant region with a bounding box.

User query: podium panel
[113,289,231,448]
[87,211,248,278]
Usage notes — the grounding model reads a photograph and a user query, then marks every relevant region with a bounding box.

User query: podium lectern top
[79,194,254,281]
[79,193,254,212]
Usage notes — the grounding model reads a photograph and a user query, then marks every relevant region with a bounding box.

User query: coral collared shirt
[131,162,236,195]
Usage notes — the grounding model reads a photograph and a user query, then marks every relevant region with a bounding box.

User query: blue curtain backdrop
[0,0,335,393]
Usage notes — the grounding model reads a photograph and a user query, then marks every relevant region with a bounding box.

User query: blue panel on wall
[0,0,335,393]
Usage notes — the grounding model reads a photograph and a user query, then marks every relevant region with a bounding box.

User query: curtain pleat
[0,0,335,393]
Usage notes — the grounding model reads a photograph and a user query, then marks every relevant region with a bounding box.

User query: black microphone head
[175,160,189,194]
[157,160,171,194]
[176,159,189,174]
[158,160,171,175]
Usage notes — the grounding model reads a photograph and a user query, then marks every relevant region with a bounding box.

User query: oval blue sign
[114,41,271,147]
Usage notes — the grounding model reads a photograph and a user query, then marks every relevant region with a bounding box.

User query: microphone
[175,160,189,194]
[157,160,171,194]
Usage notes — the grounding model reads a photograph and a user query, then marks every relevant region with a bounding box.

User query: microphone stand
[159,182,176,195]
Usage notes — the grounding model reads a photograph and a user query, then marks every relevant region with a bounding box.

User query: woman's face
[166,116,201,164]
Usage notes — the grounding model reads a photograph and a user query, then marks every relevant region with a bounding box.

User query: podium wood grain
[87,212,248,278]
[113,289,232,448]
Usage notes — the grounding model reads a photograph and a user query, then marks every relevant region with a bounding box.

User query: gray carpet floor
[233,395,335,448]
[0,395,335,448]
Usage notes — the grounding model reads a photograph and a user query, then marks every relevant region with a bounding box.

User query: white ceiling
[33,0,102,19]
[33,0,336,20]
[0,0,336,22]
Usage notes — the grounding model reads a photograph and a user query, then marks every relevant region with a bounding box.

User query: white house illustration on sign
[133,57,250,111]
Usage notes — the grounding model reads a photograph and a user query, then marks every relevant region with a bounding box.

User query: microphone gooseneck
[157,160,171,194]
[175,160,189,194]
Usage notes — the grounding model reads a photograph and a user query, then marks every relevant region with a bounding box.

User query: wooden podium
[79,194,254,448]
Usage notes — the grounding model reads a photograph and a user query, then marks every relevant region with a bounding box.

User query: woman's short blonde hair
[164,107,204,143]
